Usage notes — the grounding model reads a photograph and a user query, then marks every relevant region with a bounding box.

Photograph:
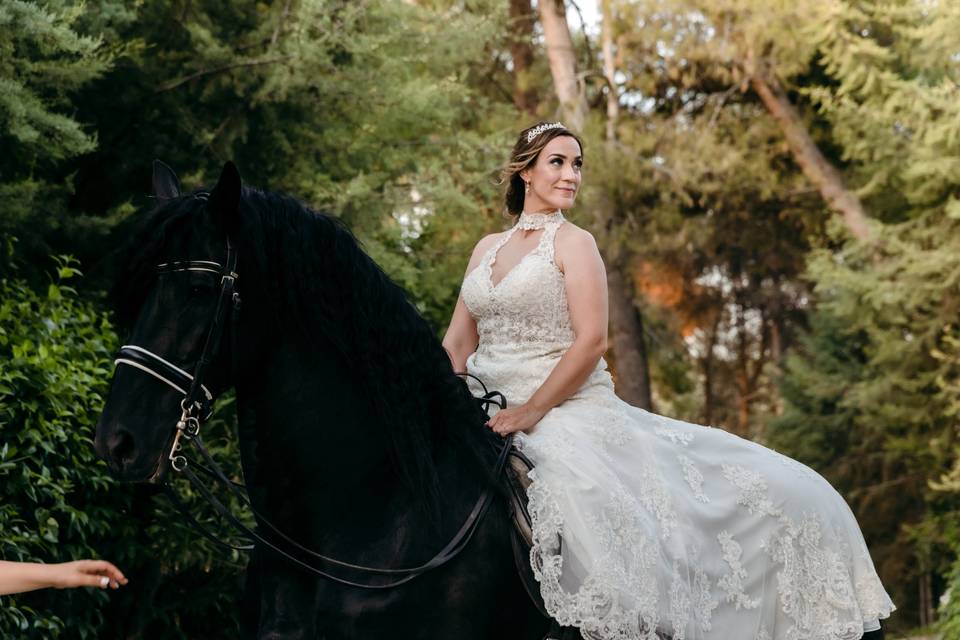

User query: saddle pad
[506,447,535,546]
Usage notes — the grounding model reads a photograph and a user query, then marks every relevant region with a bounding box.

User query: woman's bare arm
[442,294,478,372]
[441,233,501,372]
[0,560,128,596]
[487,225,608,435]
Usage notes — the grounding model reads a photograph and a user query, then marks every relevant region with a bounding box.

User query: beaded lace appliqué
[516,209,564,230]
[718,531,761,610]
[722,463,782,517]
[679,455,710,504]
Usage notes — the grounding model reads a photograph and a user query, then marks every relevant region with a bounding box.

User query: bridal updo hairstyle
[502,121,583,216]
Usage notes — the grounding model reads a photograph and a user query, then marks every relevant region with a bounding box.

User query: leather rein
[112,228,512,589]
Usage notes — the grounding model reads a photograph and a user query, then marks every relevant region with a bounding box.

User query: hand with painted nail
[0,559,128,596]
[485,402,546,436]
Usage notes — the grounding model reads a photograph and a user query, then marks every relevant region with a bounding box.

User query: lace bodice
[463,212,572,348]
[461,211,613,406]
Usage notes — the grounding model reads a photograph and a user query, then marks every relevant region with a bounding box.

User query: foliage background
[1,0,958,637]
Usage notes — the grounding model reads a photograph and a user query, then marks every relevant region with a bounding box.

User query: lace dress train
[461,211,894,640]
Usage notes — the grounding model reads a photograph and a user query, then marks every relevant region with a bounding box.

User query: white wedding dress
[461,210,894,640]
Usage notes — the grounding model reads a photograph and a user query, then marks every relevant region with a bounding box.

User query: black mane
[113,187,496,503]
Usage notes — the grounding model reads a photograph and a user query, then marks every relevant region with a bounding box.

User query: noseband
[110,219,511,589]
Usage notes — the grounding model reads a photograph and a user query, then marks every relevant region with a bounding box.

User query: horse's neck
[237,337,387,489]
[236,336,484,553]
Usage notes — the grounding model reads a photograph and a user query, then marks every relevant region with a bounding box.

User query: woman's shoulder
[470,231,507,260]
[554,219,601,272]
[464,230,507,273]
[473,230,507,254]
[556,219,599,250]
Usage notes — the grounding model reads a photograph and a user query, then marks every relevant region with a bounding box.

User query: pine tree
[766,2,960,628]
[0,0,126,278]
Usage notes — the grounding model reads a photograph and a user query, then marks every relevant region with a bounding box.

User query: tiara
[526,122,565,143]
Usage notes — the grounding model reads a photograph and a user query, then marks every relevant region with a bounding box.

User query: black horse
[94,161,551,639]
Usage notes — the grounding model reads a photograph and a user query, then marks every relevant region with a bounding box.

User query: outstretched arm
[487,226,608,435]
[0,560,128,596]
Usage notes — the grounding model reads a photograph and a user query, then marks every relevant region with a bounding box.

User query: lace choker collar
[516,209,564,230]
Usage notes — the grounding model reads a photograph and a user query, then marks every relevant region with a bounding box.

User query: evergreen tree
[62,0,518,326]
[0,0,127,278]
[767,2,960,628]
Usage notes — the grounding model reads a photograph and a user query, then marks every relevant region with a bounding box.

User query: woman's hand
[48,560,128,590]
[0,559,128,596]
[486,403,546,436]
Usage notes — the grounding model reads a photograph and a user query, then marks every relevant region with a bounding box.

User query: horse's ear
[208,161,242,236]
[152,160,182,201]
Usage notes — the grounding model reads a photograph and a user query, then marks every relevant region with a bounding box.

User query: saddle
[506,446,535,546]
[463,372,550,620]
[504,445,550,619]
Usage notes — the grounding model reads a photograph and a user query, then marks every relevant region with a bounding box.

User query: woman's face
[520,135,583,212]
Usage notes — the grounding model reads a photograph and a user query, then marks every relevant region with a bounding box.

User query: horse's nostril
[109,429,137,471]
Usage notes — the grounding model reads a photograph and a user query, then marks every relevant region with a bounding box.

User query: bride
[441,122,894,640]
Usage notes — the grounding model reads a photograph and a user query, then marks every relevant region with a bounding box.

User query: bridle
[111,220,511,589]
[115,234,239,474]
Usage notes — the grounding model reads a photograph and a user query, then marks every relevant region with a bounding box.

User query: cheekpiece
[526,122,565,143]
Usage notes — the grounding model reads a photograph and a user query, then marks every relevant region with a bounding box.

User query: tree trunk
[734,304,751,436]
[601,0,618,141]
[607,263,653,407]
[702,356,714,426]
[702,313,721,425]
[919,571,935,627]
[537,0,586,130]
[600,0,653,409]
[750,73,873,242]
[537,0,653,409]
[508,0,538,116]
[771,317,783,362]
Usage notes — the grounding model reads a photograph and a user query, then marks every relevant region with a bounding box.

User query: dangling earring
[524,181,530,194]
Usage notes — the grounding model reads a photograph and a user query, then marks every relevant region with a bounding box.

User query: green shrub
[0,257,120,638]
[0,257,247,638]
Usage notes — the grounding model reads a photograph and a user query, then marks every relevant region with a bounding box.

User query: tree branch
[567,0,596,66]
[749,71,873,242]
[270,0,293,47]
[154,56,294,93]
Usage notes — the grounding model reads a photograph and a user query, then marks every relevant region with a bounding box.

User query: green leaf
[42,518,59,544]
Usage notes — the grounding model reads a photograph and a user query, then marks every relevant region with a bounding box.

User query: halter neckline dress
[459,210,894,640]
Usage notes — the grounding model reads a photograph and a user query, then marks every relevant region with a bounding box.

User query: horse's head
[95,161,242,481]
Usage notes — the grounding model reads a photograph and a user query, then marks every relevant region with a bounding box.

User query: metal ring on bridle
[180,416,200,439]
[181,397,202,415]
